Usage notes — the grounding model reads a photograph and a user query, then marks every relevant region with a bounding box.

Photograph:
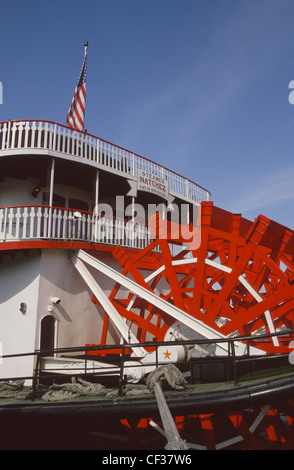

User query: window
[42,192,66,208]
[68,198,89,211]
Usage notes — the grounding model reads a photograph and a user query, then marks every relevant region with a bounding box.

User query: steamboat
[1,48,294,451]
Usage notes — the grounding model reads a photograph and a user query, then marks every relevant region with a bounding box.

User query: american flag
[66,48,87,131]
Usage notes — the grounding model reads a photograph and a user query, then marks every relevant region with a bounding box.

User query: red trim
[0,119,211,197]
[0,240,118,253]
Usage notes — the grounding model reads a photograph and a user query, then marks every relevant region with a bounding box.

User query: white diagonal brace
[73,250,235,354]
[72,254,146,357]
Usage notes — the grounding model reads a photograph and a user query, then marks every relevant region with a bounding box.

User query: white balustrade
[0,206,152,250]
[0,120,211,204]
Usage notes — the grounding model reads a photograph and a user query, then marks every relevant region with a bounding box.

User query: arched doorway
[40,315,56,354]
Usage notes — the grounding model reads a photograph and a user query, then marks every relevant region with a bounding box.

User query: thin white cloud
[119,0,288,153]
[229,166,294,215]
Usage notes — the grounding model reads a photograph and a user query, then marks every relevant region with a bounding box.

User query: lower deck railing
[0,205,152,250]
[0,329,293,402]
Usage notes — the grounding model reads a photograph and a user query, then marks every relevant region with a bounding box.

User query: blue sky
[1,0,294,228]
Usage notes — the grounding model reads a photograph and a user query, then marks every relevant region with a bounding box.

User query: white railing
[0,206,153,250]
[0,120,211,204]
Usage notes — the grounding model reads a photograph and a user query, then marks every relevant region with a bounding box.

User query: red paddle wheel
[95,202,294,450]
[93,201,294,355]
[120,402,294,450]
[85,201,294,450]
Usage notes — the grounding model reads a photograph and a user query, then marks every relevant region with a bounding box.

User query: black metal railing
[0,329,294,402]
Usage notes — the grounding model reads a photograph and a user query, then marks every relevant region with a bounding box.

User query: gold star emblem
[163,350,172,360]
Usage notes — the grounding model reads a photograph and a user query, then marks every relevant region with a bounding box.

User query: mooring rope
[0,364,189,449]
[153,382,189,450]
[0,377,151,402]
[146,363,187,391]
[0,364,187,401]
[147,364,189,450]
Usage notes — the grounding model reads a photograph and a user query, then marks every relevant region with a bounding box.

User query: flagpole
[84,41,88,58]
[66,42,88,131]
[83,41,88,132]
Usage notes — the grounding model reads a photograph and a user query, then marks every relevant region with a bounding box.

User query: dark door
[40,315,55,354]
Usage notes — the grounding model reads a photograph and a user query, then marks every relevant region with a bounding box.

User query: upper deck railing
[0,120,211,204]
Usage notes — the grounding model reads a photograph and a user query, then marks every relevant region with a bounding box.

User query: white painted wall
[37,249,121,352]
[0,251,40,381]
[0,177,41,207]
[0,242,164,380]
[0,177,94,210]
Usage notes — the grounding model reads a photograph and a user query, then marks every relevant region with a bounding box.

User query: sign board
[137,169,168,200]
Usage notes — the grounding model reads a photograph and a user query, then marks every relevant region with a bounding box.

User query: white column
[93,170,99,242]
[49,158,55,207]
[48,158,55,238]
[95,170,99,213]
